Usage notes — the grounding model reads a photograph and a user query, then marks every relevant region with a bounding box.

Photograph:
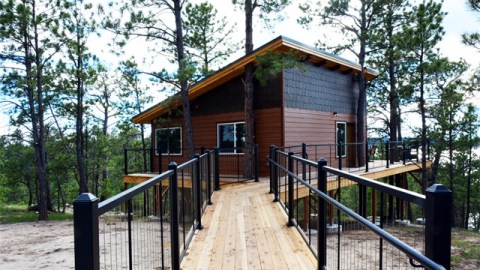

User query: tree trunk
[243,0,255,178]
[174,0,194,159]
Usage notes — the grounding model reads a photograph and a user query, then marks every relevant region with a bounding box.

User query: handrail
[98,170,174,215]
[269,156,445,270]
[322,165,426,207]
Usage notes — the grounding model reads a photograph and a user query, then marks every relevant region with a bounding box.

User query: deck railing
[269,148,451,270]
[279,139,424,173]
[74,151,216,270]
[124,145,259,183]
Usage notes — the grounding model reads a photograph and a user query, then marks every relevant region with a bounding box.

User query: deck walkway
[180,180,317,270]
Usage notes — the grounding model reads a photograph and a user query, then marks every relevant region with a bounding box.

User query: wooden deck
[180,181,317,270]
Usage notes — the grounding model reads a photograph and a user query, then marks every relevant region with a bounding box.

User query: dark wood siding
[284,108,356,168]
[152,108,282,176]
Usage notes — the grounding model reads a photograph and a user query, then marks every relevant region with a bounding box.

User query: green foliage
[0,204,72,224]
[183,2,239,78]
[254,50,304,86]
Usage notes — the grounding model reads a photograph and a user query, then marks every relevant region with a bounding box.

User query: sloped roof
[132,36,378,124]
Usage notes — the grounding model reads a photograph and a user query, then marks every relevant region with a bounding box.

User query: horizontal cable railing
[269,148,451,270]
[74,151,216,270]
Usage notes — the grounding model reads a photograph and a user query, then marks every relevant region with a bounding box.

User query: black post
[269,145,274,193]
[287,151,295,226]
[425,184,452,270]
[318,158,328,270]
[427,138,431,160]
[402,141,406,165]
[124,148,128,175]
[168,162,180,270]
[365,141,369,172]
[273,147,279,202]
[201,146,205,155]
[73,193,99,270]
[150,147,154,172]
[302,143,307,181]
[255,144,259,182]
[127,199,133,270]
[158,146,163,174]
[207,151,212,205]
[386,140,390,168]
[214,148,220,191]
[194,155,204,230]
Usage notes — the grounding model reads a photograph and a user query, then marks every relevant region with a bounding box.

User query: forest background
[0,0,480,232]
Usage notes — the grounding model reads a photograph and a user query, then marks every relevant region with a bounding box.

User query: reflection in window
[156,127,182,155]
[218,122,245,153]
[336,122,346,157]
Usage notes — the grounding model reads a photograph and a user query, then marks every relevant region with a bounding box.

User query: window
[336,122,346,158]
[155,127,182,155]
[217,122,245,153]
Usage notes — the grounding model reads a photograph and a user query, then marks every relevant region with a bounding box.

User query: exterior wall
[151,108,282,176]
[283,108,356,168]
[283,62,358,114]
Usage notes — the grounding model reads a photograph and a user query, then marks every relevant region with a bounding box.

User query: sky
[1,0,479,136]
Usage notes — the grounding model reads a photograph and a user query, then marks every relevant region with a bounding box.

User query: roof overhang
[132,36,378,124]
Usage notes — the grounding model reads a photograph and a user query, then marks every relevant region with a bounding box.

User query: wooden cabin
[131,36,378,177]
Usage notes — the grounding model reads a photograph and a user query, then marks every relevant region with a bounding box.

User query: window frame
[336,122,347,158]
[155,127,182,156]
[217,121,246,154]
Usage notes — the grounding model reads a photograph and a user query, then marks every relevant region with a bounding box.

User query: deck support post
[214,148,220,190]
[150,147,154,172]
[318,158,328,270]
[73,193,99,270]
[287,151,295,227]
[168,162,180,270]
[158,146,163,173]
[194,155,204,230]
[425,184,452,270]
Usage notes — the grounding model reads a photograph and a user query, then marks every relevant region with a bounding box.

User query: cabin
[131,36,378,179]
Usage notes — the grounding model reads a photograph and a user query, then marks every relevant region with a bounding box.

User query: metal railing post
[150,147,154,172]
[386,140,390,168]
[402,141,406,165]
[158,146,163,173]
[194,155,204,230]
[302,143,307,182]
[207,151,212,205]
[318,158,327,270]
[255,144,259,182]
[425,184,452,270]
[365,141,369,172]
[273,147,279,202]
[73,193,99,270]
[214,148,220,190]
[269,145,274,193]
[168,162,180,270]
[287,151,295,226]
[201,146,205,154]
[124,148,128,175]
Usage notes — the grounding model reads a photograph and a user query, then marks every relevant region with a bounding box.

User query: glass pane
[336,123,346,157]
[169,128,181,154]
[156,129,168,154]
[219,124,234,152]
[156,128,181,154]
[235,123,245,152]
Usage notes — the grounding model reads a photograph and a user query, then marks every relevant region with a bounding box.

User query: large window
[217,122,245,153]
[336,122,346,158]
[155,127,182,155]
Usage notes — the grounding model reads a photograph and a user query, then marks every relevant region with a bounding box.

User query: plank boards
[181,181,317,269]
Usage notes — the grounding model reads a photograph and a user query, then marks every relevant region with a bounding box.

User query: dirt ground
[0,220,478,269]
[0,221,75,269]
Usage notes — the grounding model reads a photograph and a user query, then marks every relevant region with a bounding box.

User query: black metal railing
[279,139,424,174]
[268,148,451,270]
[74,151,216,270]
[124,145,259,183]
